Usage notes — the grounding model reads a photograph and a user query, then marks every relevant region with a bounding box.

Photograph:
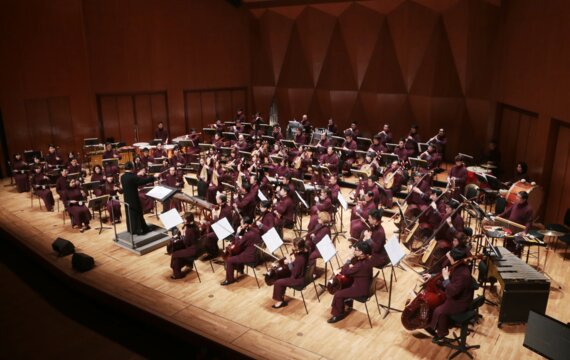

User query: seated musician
[376,124,392,150]
[137,168,155,214]
[320,146,339,174]
[350,191,376,239]
[234,108,246,123]
[307,212,333,267]
[256,200,276,235]
[234,181,257,220]
[64,179,92,232]
[45,144,64,169]
[361,209,388,268]
[161,166,183,212]
[308,189,333,231]
[201,193,234,259]
[90,165,105,197]
[234,134,251,152]
[309,166,326,188]
[328,175,340,203]
[65,152,78,167]
[169,147,186,168]
[272,124,283,141]
[155,121,169,143]
[152,142,167,160]
[294,127,307,145]
[212,132,224,150]
[328,241,373,324]
[326,118,338,135]
[381,161,406,208]
[422,246,474,343]
[55,168,70,199]
[140,148,152,168]
[233,118,244,134]
[316,131,331,150]
[429,233,470,274]
[221,216,262,286]
[103,175,122,223]
[340,131,357,175]
[170,213,200,279]
[510,161,530,184]
[393,138,409,163]
[419,144,442,170]
[486,190,534,233]
[271,238,310,309]
[273,187,295,229]
[67,158,84,178]
[102,143,121,176]
[186,129,202,160]
[427,199,465,266]
[211,119,224,133]
[448,155,467,200]
[12,153,30,193]
[405,124,421,157]
[353,175,380,205]
[405,172,433,217]
[31,166,55,212]
[430,128,447,157]
[348,121,360,138]
[133,156,144,171]
[369,134,384,155]
[278,173,296,195]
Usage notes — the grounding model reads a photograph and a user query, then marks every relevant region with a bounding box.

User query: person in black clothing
[120,161,159,235]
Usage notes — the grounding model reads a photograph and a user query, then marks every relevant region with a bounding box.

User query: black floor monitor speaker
[72,253,94,272]
[52,238,75,257]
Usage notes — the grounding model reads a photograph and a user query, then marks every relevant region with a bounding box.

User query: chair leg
[312,280,320,302]
[364,302,373,328]
[300,290,308,314]
[210,260,215,273]
[252,267,260,288]
[194,262,201,283]
[374,292,381,315]
[381,268,388,292]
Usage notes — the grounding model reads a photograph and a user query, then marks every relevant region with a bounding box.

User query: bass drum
[506,181,543,212]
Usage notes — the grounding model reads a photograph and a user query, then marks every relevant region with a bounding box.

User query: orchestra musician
[67,158,85,178]
[326,118,338,135]
[161,166,183,212]
[155,121,169,143]
[234,181,257,220]
[481,140,501,175]
[429,128,447,157]
[308,188,333,231]
[327,241,372,324]
[350,191,376,240]
[139,148,152,168]
[485,191,534,233]
[256,200,277,235]
[170,213,200,279]
[234,108,246,123]
[12,153,30,193]
[272,124,284,141]
[103,175,122,223]
[64,179,92,232]
[361,209,389,268]
[90,165,105,197]
[340,131,357,175]
[320,146,339,174]
[201,193,234,259]
[152,142,167,160]
[102,143,121,176]
[120,161,160,235]
[376,124,392,149]
[136,168,155,214]
[294,127,307,145]
[419,143,442,170]
[405,124,421,157]
[393,138,409,163]
[168,147,186,168]
[328,175,340,203]
[45,144,63,168]
[448,155,467,200]
[273,187,295,229]
[381,161,406,208]
[347,121,360,138]
[422,246,474,343]
[405,172,433,217]
[271,238,309,309]
[307,212,333,267]
[221,216,262,286]
[300,114,312,133]
[55,168,70,199]
[31,166,55,212]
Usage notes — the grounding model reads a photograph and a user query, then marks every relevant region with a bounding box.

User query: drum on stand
[466,166,491,187]
[133,142,150,156]
[119,146,135,165]
[505,180,544,212]
[164,144,175,159]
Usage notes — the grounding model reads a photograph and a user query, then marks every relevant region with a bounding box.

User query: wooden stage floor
[0,177,567,359]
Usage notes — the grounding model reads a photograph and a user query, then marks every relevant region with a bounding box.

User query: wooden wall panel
[48,97,74,155]
[215,91,233,123]
[134,95,152,142]
[99,97,119,143]
[116,96,136,145]
[24,99,51,152]
[185,92,202,133]
[545,124,570,223]
[184,88,248,131]
[200,92,217,129]
[231,90,247,117]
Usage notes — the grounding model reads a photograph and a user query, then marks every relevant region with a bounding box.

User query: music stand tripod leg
[379,265,403,318]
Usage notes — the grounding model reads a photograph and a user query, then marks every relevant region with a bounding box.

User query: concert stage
[0,177,564,359]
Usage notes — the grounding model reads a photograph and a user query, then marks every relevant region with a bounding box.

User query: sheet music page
[385,235,405,265]
[261,227,283,253]
[337,192,348,210]
[211,217,235,240]
[257,189,268,202]
[147,186,172,200]
[316,235,337,262]
[158,209,183,230]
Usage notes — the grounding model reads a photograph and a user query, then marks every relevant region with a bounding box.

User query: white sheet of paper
[261,227,283,253]
[158,209,183,230]
[211,217,234,240]
[337,192,348,210]
[385,235,405,265]
[146,186,171,200]
[257,189,268,202]
[296,191,308,208]
[430,201,437,210]
[316,235,337,263]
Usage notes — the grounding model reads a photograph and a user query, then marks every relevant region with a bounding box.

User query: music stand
[474,173,502,190]
[239,151,252,161]
[418,142,429,153]
[261,135,275,145]
[356,137,372,150]
[350,169,369,180]
[222,132,237,142]
[24,150,42,164]
[184,176,198,196]
[331,136,344,147]
[458,153,474,165]
[280,139,297,148]
[148,164,163,174]
[523,311,570,360]
[84,138,99,146]
[259,124,272,136]
[203,128,217,137]
[380,153,399,166]
[269,155,284,164]
[88,195,110,234]
[199,143,214,152]
[385,143,397,152]
[224,121,235,127]
[149,139,162,146]
[355,150,368,158]
[409,157,428,170]
[379,235,405,318]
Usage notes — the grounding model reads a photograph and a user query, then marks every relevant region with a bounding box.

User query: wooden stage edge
[0,177,564,360]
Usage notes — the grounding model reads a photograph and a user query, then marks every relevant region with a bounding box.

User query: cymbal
[481,163,497,169]
[538,230,566,237]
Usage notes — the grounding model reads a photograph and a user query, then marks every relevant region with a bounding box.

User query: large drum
[164,144,175,158]
[133,142,150,156]
[466,166,491,187]
[505,180,544,212]
[119,146,135,165]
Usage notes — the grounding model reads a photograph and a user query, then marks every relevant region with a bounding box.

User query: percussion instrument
[505,180,543,211]
[89,150,104,167]
[164,144,175,159]
[133,142,150,156]
[119,146,134,165]
[466,166,491,187]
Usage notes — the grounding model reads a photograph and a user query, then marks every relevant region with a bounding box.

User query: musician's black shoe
[171,273,186,280]
[220,280,235,286]
[327,313,346,324]
[432,335,446,345]
[272,301,288,309]
[424,327,437,337]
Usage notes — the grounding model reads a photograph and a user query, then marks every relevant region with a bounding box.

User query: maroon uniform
[171,225,200,278]
[272,252,308,302]
[224,226,262,282]
[32,172,55,211]
[330,258,372,317]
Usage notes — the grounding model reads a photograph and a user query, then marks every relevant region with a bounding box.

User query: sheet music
[158,209,183,230]
[147,186,172,200]
[257,189,268,202]
[337,192,348,210]
[211,217,234,240]
[316,235,337,263]
[385,235,405,265]
[296,191,309,208]
[261,227,283,253]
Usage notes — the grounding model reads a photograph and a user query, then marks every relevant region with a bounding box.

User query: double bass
[400,254,483,331]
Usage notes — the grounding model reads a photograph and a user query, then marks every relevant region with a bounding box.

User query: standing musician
[422,247,474,343]
[103,175,122,223]
[447,155,467,201]
[273,187,295,229]
[12,153,30,193]
[155,121,169,143]
[300,114,312,133]
[64,179,92,232]
[350,191,376,240]
[307,212,333,267]
[320,146,339,174]
[221,216,262,286]
[328,241,372,324]
[170,213,200,279]
[361,209,389,268]
[271,238,309,309]
[405,124,421,157]
[234,108,246,123]
[120,161,160,235]
[256,200,276,235]
[31,166,55,212]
